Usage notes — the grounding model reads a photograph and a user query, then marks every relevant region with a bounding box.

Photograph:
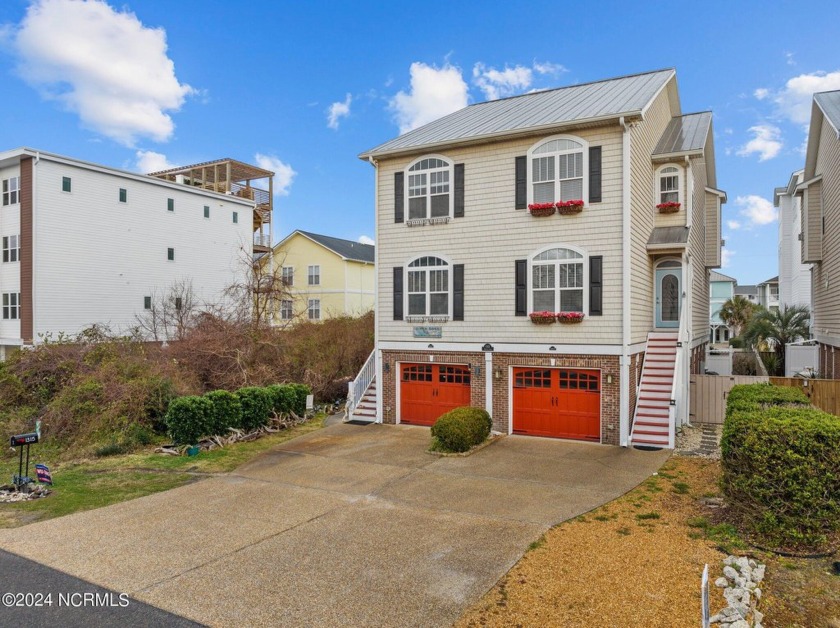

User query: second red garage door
[512,367,601,441]
[400,363,471,426]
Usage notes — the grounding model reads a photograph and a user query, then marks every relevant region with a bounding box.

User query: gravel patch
[676,423,722,459]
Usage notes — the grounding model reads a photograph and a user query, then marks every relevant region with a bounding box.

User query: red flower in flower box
[556,199,584,215]
[656,202,681,213]
[557,311,585,323]
[528,203,556,217]
[529,310,557,324]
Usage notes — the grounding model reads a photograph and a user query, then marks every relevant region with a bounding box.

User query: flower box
[528,203,556,217]
[557,312,585,324]
[656,202,681,213]
[556,199,584,215]
[529,311,557,325]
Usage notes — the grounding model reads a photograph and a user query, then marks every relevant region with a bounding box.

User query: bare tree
[223,248,300,329]
[135,279,200,342]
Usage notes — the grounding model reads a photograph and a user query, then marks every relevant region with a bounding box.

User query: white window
[2,292,20,320]
[280,300,293,320]
[282,266,294,286]
[530,247,585,313]
[308,299,321,320]
[2,177,20,206]
[527,136,588,205]
[308,265,320,286]
[655,165,682,206]
[407,255,450,317]
[2,235,20,263]
[406,156,453,220]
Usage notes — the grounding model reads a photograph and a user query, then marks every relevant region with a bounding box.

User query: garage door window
[402,364,432,382]
[558,370,599,391]
[514,369,552,388]
[439,365,470,384]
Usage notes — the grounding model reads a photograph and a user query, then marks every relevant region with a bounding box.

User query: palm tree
[718,295,759,340]
[743,305,811,375]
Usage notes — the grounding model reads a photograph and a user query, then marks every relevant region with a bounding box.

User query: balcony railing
[231,182,270,208]
[254,234,271,248]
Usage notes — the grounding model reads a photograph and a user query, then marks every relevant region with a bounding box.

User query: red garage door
[512,368,600,441]
[400,364,471,426]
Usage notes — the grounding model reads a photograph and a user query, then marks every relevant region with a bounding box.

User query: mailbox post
[10,430,39,489]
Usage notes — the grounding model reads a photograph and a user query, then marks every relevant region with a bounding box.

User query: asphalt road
[0,549,201,627]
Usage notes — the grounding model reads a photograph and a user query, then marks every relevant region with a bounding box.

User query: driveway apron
[0,423,669,627]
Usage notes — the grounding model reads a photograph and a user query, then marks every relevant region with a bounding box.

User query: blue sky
[1,0,839,285]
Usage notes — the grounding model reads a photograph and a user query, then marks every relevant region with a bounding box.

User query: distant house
[350,68,725,449]
[799,89,840,377]
[775,170,811,310]
[271,230,374,322]
[0,150,271,358]
[709,271,736,344]
[734,284,758,304]
[756,276,779,312]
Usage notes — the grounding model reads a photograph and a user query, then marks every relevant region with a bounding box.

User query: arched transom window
[658,166,680,204]
[531,247,584,313]
[529,137,587,204]
[407,256,450,316]
[407,157,452,219]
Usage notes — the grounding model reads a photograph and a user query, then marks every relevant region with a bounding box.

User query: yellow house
[272,230,374,321]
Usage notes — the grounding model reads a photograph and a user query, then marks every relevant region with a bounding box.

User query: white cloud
[532,61,567,76]
[737,125,783,161]
[721,249,735,269]
[473,63,533,100]
[255,154,296,197]
[135,150,176,173]
[754,88,769,100]
[9,0,194,146]
[327,93,352,130]
[735,195,778,227]
[390,62,469,134]
[358,235,374,245]
[773,70,840,124]
[726,220,742,230]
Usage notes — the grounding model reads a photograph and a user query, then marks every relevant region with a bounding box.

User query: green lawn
[0,415,326,528]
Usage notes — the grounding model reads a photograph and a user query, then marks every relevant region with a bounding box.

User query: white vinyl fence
[785,344,818,377]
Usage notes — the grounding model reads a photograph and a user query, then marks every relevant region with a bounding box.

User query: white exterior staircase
[346,350,377,423]
[630,332,679,448]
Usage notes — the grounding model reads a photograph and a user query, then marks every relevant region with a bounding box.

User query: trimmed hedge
[430,406,492,453]
[204,390,242,435]
[288,383,310,415]
[266,384,297,415]
[721,383,840,548]
[165,395,213,445]
[236,386,274,430]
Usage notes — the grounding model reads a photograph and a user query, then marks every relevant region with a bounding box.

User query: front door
[655,265,681,328]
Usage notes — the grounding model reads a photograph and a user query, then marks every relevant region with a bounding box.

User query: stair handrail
[669,311,690,448]
[347,349,376,418]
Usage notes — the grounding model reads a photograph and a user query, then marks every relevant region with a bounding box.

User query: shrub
[164,395,213,445]
[236,386,274,431]
[288,383,311,415]
[721,383,840,549]
[430,406,492,453]
[266,384,296,415]
[204,390,243,435]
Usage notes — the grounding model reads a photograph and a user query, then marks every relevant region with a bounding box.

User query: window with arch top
[656,165,682,206]
[531,247,585,313]
[407,156,452,219]
[528,136,588,205]
[407,255,450,316]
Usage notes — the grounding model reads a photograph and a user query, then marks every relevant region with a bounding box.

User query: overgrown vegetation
[429,406,492,453]
[0,311,372,460]
[721,383,840,550]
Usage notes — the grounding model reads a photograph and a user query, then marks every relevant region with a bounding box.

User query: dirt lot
[457,455,840,628]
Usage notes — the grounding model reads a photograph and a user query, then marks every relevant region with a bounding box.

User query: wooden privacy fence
[689,375,768,424]
[769,377,840,416]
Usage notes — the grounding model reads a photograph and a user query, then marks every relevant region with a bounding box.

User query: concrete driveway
[0,423,668,627]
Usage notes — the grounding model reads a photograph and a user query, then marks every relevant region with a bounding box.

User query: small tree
[135,279,200,342]
[719,295,759,340]
[743,305,810,376]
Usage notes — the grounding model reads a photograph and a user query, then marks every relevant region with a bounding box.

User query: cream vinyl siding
[376,127,624,346]
[812,116,840,339]
[705,191,722,267]
[688,155,711,340]
[32,159,252,339]
[0,164,21,343]
[629,86,675,344]
[802,179,823,263]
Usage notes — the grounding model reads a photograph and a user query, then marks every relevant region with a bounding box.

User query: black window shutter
[393,267,404,320]
[589,146,602,203]
[453,264,464,320]
[515,156,527,209]
[453,164,465,218]
[515,259,527,316]
[394,172,404,223]
[589,256,603,316]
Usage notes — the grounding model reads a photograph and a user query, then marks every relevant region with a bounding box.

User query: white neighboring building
[775,170,811,310]
[0,148,272,357]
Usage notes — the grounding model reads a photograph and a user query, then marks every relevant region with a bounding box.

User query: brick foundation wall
[382,349,623,446]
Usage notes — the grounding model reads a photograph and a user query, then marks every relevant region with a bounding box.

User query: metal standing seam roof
[647,226,690,247]
[652,111,712,156]
[814,90,840,136]
[290,231,375,263]
[734,285,758,296]
[710,271,736,283]
[360,69,676,158]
